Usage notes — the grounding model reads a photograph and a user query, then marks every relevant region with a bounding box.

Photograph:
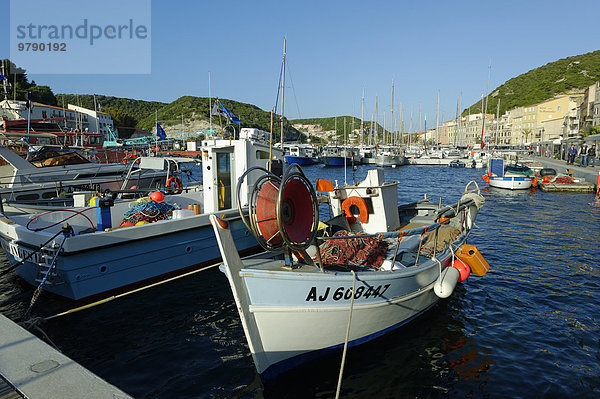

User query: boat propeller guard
[237,164,319,252]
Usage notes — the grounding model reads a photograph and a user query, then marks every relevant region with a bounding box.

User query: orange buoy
[150,191,164,203]
[481,174,490,183]
[451,259,470,282]
[341,196,369,225]
[456,244,490,276]
[531,177,538,187]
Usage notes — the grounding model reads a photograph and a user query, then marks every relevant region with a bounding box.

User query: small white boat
[210,166,487,381]
[483,158,535,190]
[0,134,282,300]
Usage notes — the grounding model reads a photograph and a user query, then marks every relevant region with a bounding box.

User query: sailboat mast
[436,90,440,147]
[375,95,378,144]
[208,71,212,132]
[390,78,394,146]
[481,62,491,149]
[361,87,364,145]
[280,38,286,147]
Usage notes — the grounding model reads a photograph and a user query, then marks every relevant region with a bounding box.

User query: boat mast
[436,90,440,147]
[361,87,364,146]
[480,61,491,149]
[375,95,378,145]
[495,99,500,146]
[280,38,286,147]
[208,71,212,132]
[390,78,394,146]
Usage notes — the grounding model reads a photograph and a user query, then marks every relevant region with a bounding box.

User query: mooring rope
[23,233,69,320]
[34,262,222,324]
[335,270,356,399]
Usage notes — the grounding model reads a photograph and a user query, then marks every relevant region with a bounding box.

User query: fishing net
[121,201,176,225]
[316,230,390,271]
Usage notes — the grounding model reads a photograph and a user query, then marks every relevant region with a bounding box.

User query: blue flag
[218,101,241,124]
[156,123,167,141]
[0,73,5,81]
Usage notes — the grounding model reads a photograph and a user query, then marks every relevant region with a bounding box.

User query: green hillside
[55,94,166,120]
[291,116,388,136]
[466,50,600,116]
[136,95,303,141]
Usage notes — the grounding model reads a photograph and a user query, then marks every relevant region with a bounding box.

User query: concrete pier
[529,156,600,187]
[0,314,132,399]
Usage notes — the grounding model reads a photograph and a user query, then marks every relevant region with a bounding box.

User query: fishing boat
[0,134,281,300]
[210,165,488,381]
[285,144,319,165]
[482,158,535,190]
[321,146,361,166]
[375,145,405,167]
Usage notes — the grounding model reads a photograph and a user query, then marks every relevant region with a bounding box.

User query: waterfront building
[0,99,114,136]
[68,104,115,136]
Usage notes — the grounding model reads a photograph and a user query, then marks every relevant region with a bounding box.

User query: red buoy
[451,259,471,282]
[150,191,164,203]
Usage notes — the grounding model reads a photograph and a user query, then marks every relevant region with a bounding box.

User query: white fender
[434,266,460,298]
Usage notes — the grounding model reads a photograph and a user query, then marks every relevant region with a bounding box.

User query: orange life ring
[341,196,369,225]
[165,176,183,194]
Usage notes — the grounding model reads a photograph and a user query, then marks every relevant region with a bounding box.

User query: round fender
[434,266,460,298]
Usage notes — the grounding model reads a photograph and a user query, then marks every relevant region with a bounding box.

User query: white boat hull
[488,176,532,190]
[242,263,443,378]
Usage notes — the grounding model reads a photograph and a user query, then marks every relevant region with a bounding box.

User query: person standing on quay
[589,144,596,167]
[567,144,577,164]
[579,144,588,167]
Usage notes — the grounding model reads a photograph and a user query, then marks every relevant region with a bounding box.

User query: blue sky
[1,0,599,131]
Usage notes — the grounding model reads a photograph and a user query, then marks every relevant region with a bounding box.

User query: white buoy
[434,267,459,298]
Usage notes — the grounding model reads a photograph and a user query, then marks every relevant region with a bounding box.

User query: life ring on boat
[165,176,183,194]
[123,153,136,164]
[341,196,368,225]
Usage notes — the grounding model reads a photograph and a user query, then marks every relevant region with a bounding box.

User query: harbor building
[0,99,114,136]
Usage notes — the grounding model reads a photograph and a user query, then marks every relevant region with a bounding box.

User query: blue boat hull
[321,156,353,167]
[285,156,318,165]
[6,218,259,300]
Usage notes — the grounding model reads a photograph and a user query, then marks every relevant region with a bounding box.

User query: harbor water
[1,164,599,398]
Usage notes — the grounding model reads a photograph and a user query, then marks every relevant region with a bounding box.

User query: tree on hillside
[104,107,137,138]
[1,59,57,105]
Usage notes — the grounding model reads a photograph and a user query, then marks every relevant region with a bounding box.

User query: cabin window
[216,152,232,210]
[256,150,270,159]
[42,111,47,118]
[16,193,39,201]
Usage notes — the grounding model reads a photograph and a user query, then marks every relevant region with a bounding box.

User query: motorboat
[285,144,319,165]
[0,133,282,300]
[482,158,535,190]
[320,146,361,166]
